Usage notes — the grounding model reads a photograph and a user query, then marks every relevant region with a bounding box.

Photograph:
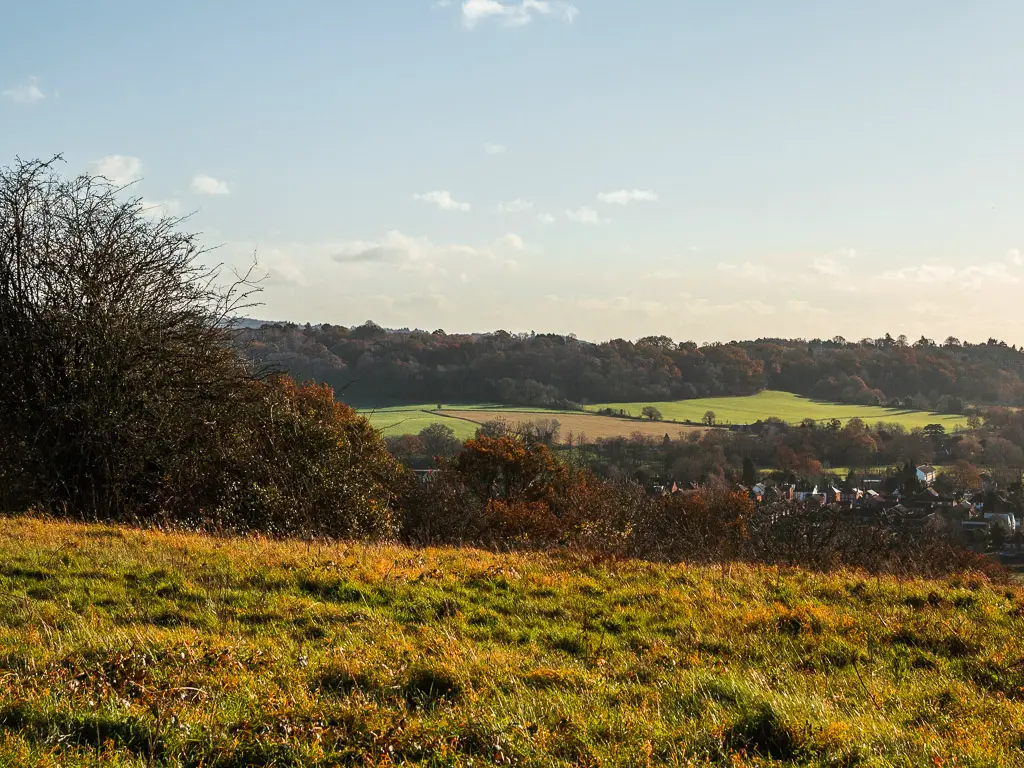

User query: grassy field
[364,392,968,440]
[2,517,1024,766]
[363,405,481,440]
[589,391,967,431]
[364,405,704,442]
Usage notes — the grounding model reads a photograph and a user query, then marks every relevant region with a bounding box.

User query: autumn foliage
[192,377,400,538]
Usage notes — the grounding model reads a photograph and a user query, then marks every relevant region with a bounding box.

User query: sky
[3,1,1024,344]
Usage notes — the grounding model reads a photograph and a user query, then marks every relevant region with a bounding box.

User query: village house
[916,465,937,486]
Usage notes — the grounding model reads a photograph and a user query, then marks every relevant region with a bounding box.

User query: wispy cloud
[597,189,658,205]
[191,173,230,196]
[333,230,484,274]
[537,212,556,224]
[717,262,768,280]
[88,155,143,187]
[685,298,777,317]
[496,233,525,250]
[484,142,507,155]
[2,76,45,104]
[882,261,1018,289]
[565,206,602,224]
[810,248,856,278]
[414,190,471,212]
[495,198,533,214]
[569,296,671,318]
[461,0,579,28]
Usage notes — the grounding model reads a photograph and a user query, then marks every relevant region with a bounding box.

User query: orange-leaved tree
[452,435,567,543]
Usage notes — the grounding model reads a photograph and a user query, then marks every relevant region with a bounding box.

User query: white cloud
[565,296,672,318]
[461,0,579,28]
[496,198,533,214]
[484,142,506,155]
[565,206,602,224]
[810,256,850,278]
[372,291,451,311]
[597,189,659,206]
[537,212,556,224]
[496,233,525,250]
[191,173,230,196]
[717,261,768,280]
[685,298,777,317]
[414,190,471,212]
[261,253,307,286]
[2,77,45,104]
[332,230,485,274]
[1007,248,1023,266]
[882,262,1018,289]
[785,300,831,317]
[89,155,143,187]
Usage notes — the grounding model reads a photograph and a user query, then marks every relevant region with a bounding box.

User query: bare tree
[0,157,259,518]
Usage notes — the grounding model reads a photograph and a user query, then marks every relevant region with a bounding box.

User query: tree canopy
[236,323,1024,410]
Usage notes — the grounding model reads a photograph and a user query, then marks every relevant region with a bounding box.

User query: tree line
[236,323,1024,410]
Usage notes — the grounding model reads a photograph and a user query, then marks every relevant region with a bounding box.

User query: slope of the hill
[1,517,1023,766]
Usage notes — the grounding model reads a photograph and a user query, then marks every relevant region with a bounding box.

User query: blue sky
[3,0,1024,342]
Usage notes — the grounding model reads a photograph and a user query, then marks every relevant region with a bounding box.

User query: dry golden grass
[441,409,707,442]
[2,516,1024,765]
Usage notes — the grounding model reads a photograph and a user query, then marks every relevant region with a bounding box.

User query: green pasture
[361,403,584,439]
[589,390,967,431]
[362,406,479,439]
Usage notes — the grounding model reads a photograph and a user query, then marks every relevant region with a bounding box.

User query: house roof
[917,465,936,474]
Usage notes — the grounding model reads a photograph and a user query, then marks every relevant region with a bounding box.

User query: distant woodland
[236,322,1024,410]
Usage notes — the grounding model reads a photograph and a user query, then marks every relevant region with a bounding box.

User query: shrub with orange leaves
[452,435,566,506]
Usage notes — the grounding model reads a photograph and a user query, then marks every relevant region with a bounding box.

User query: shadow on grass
[0,702,156,758]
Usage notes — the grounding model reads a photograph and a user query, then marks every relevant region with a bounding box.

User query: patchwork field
[1,517,1022,766]
[364,391,968,441]
[589,390,967,431]
[365,405,703,442]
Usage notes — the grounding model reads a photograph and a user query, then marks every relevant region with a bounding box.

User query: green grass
[363,405,480,439]
[589,390,967,431]
[363,404,594,439]
[2,517,1024,766]
[364,392,969,439]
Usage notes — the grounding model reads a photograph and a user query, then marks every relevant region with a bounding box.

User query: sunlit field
[1,517,1022,766]
[363,391,967,440]
[589,390,967,431]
